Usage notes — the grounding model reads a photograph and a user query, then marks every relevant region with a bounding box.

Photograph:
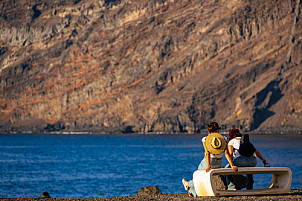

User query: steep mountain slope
[0,0,301,133]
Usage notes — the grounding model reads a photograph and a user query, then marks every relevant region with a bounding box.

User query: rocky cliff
[0,0,302,133]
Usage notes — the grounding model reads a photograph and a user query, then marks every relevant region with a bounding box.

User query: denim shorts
[233,156,257,167]
[198,157,222,170]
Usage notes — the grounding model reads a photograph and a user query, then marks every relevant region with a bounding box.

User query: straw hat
[205,133,226,154]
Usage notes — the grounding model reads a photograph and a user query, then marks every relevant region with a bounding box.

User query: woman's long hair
[228,128,242,141]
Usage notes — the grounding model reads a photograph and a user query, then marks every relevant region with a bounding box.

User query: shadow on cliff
[251,80,283,130]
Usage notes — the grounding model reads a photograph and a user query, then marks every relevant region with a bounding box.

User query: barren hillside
[0,0,301,133]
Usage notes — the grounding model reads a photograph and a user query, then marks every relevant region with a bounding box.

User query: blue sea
[0,133,301,198]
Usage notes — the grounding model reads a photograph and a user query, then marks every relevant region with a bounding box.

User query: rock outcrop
[0,0,302,133]
[138,186,162,196]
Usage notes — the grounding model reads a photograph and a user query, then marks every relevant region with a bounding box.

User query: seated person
[182,122,238,197]
[225,129,271,190]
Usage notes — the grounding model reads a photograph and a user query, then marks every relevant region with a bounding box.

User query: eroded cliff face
[0,0,301,133]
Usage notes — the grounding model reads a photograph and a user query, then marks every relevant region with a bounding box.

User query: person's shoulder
[202,136,206,142]
[228,138,238,145]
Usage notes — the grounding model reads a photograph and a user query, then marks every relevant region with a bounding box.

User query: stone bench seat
[193,167,292,196]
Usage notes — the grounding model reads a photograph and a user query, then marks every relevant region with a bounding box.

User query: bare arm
[225,149,238,171]
[205,150,211,172]
[228,145,234,161]
[255,150,271,167]
[203,142,212,172]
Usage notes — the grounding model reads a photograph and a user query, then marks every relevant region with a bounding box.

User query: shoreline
[1,189,302,201]
[1,131,302,135]
[1,126,302,135]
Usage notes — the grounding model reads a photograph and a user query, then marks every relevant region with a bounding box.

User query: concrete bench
[193,167,292,196]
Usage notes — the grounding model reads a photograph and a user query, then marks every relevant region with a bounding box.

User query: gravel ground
[1,189,302,201]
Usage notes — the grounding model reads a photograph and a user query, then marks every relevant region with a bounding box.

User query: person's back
[226,129,271,190]
[182,122,238,197]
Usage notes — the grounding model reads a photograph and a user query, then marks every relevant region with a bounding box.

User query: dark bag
[239,134,256,157]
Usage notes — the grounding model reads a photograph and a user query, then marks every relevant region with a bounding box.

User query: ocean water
[0,133,301,198]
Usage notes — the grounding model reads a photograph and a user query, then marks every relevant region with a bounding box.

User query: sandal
[188,190,194,197]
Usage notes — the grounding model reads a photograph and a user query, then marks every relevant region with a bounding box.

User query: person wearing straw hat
[182,122,238,197]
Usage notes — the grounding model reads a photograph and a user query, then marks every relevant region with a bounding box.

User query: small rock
[138,186,162,196]
[40,191,51,198]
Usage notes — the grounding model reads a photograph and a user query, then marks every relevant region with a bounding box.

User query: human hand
[206,167,211,172]
[231,165,238,172]
[264,162,271,167]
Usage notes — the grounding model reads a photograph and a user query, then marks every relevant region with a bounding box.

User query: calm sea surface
[0,133,301,198]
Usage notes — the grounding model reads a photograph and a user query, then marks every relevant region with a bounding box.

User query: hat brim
[205,133,226,155]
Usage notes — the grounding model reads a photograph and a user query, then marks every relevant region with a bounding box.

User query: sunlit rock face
[0,0,301,133]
